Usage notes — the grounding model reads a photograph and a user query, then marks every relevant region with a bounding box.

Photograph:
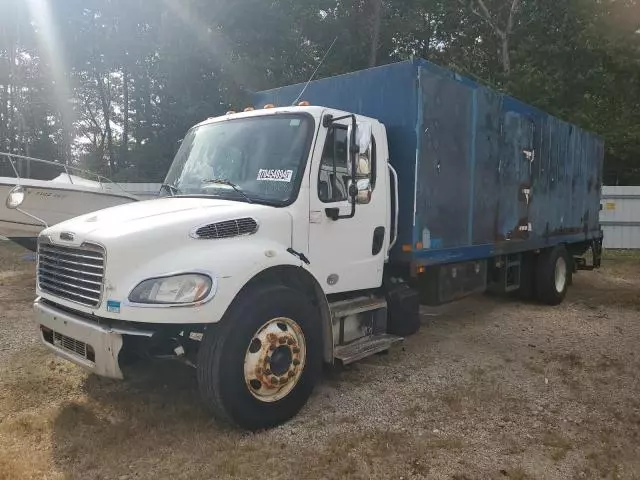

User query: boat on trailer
[0,153,139,251]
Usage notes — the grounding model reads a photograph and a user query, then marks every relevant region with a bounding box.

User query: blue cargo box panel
[254,59,604,266]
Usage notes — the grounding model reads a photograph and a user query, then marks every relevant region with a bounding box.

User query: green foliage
[0,0,638,184]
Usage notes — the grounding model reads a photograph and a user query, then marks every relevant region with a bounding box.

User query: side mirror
[347,178,372,205]
[356,123,372,153]
[6,185,25,209]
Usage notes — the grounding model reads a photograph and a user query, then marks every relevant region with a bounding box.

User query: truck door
[502,112,535,240]
[307,119,388,294]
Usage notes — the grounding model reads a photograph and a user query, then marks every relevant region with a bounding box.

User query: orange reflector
[402,244,412,252]
[417,266,426,274]
[264,104,275,109]
[416,242,423,250]
[244,107,255,112]
[298,101,310,106]
[226,110,236,115]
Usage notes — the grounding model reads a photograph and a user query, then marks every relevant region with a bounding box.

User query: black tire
[197,284,322,431]
[535,246,571,306]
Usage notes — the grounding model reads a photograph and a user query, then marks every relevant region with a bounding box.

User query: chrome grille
[194,217,258,239]
[37,243,105,307]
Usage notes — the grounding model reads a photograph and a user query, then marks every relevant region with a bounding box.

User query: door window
[318,126,349,203]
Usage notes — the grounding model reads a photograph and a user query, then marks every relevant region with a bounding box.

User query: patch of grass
[440,390,466,412]
[542,431,573,462]
[403,403,425,417]
[553,352,584,369]
[504,467,531,480]
[437,375,519,415]
[426,436,464,450]
[603,249,640,260]
[596,354,626,373]
[523,360,545,375]
[337,414,359,424]
[0,452,30,480]
[586,451,623,479]
[469,365,487,382]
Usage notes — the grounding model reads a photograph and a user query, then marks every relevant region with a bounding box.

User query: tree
[0,0,639,184]
[460,0,521,75]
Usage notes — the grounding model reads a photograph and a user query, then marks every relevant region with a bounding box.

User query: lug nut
[287,338,294,345]
[288,371,295,378]
[292,347,300,354]
[279,337,287,345]
[270,376,279,384]
[293,359,300,366]
[279,377,288,384]
[265,369,272,375]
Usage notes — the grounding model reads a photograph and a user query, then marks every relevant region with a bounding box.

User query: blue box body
[254,59,604,266]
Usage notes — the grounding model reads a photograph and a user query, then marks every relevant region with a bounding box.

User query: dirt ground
[1,241,639,480]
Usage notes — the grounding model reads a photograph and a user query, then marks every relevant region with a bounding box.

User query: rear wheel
[535,246,571,306]
[197,284,322,431]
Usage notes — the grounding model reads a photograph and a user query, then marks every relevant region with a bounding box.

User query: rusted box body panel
[255,59,604,267]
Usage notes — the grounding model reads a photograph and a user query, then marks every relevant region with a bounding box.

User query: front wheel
[197,284,322,430]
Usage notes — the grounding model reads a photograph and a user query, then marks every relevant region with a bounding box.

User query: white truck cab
[33,106,414,430]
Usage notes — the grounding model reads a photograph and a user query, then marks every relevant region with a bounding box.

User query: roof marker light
[244,107,255,112]
[298,101,310,106]
[263,104,275,109]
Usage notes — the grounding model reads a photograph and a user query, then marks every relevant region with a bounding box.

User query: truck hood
[41,197,293,249]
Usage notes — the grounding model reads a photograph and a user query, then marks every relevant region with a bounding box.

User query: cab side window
[318,126,349,203]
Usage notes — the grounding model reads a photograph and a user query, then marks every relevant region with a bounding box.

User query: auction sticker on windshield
[257,169,293,182]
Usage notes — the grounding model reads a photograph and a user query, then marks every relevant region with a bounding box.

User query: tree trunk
[121,63,129,169]
[95,67,115,175]
[467,0,520,75]
[501,34,511,75]
[8,30,16,154]
[368,0,383,67]
[0,85,8,153]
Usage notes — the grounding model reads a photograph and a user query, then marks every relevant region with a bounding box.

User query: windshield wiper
[201,178,254,204]
[160,183,179,196]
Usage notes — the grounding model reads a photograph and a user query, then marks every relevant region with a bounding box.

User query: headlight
[6,185,25,209]
[128,273,213,304]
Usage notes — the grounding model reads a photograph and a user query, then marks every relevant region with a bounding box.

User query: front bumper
[33,298,154,379]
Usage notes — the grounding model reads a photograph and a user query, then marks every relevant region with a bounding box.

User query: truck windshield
[164,114,314,205]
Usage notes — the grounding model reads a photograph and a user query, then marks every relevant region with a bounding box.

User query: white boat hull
[0,177,138,251]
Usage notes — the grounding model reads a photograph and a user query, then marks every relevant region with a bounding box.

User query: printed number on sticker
[257,169,293,182]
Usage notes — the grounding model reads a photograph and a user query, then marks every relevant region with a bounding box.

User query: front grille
[194,217,258,239]
[37,243,105,307]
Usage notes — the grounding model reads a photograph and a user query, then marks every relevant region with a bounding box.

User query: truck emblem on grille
[60,232,75,242]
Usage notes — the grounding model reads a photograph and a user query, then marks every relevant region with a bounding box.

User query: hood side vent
[193,217,258,239]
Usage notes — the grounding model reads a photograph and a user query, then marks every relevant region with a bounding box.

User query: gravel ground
[0,241,38,366]
[1,244,639,479]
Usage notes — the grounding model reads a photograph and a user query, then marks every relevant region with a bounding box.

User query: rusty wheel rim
[244,317,306,403]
